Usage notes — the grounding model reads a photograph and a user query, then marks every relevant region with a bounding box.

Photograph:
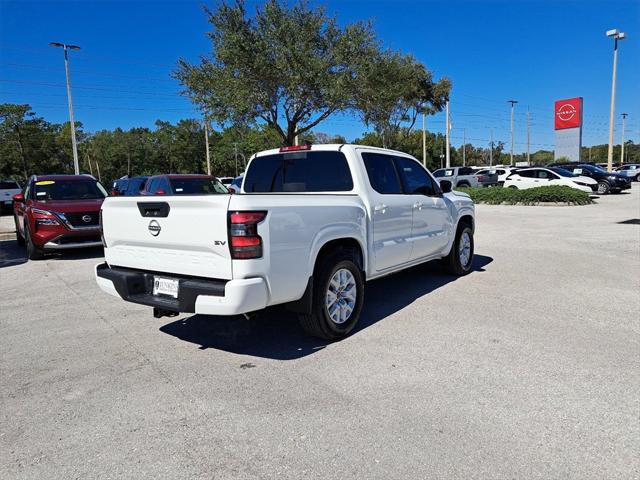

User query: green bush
[464,186,592,205]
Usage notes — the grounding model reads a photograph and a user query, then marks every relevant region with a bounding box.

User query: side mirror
[12,193,24,203]
[439,180,452,194]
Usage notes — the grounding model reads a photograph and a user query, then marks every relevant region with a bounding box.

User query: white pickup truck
[96,144,475,340]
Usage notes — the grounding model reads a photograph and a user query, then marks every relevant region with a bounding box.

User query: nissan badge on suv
[13,174,108,260]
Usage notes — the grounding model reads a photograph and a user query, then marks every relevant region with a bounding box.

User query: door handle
[412,202,423,210]
[374,204,387,214]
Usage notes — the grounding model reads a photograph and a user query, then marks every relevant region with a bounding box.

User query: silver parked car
[433,167,480,188]
[615,164,640,181]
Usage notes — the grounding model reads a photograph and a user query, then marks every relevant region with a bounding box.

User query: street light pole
[620,113,627,164]
[445,101,451,168]
[507,100,518,166]
[204,121,211,175]
[50,42,81,175]
[422,111,427,166]
[606,29,626,172]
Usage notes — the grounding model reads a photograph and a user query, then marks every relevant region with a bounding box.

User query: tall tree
[175,0,446,146]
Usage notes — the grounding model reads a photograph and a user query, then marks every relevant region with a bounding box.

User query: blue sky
[1,0,638,152]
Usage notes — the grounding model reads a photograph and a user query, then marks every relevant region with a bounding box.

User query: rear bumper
[95,262,268,316]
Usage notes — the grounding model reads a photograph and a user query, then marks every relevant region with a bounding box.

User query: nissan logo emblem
[556,104,577,122]
[148,220,161,236]
[82,214,92,223]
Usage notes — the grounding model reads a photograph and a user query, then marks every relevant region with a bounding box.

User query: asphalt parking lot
[1,187,639,479]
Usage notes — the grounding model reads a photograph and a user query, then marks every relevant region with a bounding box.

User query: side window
[518,170,535,178]
[444,169,455,177]
[433,170,444,178]
[24,183,31,200]
[394,156,438,195]
[536,170,551,179]
[459,167,474,176]
[362,153,402,194]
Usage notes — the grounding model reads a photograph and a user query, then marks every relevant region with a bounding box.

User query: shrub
[464,186,592,205]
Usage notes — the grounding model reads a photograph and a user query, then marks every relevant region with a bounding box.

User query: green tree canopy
[174,0,449,146]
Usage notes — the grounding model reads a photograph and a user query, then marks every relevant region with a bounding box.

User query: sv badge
[214,240,226,245]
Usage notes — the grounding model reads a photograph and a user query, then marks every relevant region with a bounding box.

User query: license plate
[4,200,11,205]
[153,276,179,298]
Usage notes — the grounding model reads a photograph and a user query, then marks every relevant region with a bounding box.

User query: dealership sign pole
[554,97,583,162]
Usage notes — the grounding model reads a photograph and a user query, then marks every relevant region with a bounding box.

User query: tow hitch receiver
[153,307,179,319]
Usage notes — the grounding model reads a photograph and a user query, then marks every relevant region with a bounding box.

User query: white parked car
[504,167,597,193]
[96,144,475,340]
[0,179,21,213]
[216,176,235,186]
[476,167,517,185]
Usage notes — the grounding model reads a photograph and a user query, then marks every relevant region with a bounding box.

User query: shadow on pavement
[0,240,27,268]
[0,239,103,268]
[160,254,493,360]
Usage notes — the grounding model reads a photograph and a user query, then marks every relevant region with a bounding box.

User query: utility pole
[50,42,81,175]
[489,129,493,166]
[462,128,466,166]
[620,113,627,164]
[606,29,626,171]
[204,122,211,175]
[507,100,518,166]
[526,108,531,165]
[422,111,427,166]
[233,143,238,177]
[445,101,451,168]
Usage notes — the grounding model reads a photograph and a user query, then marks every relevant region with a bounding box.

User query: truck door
[393,156,451,260]
[361,152,414,271]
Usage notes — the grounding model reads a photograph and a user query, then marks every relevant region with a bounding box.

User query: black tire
[507,185,518,189]
[444,223,474,276]
[597,181,610,195]
[456,182,470,189]
[635,173,640,182]
[24,223,44,260]
[14,214,25,246]
[298,251,364,341]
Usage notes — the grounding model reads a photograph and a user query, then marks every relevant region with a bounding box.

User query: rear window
[244,151,353,193]
[0,181,19,189]
[169,178,228,195]
[32,179,107,200]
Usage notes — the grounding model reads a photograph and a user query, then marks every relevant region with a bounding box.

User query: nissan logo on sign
[554,97,582,130]
[148,220,161,236]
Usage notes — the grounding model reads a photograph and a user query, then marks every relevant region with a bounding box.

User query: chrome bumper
[43,240,103,250]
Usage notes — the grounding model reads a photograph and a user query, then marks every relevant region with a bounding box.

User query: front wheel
[444,224,474,276]
[299,252,364,341]
[14,215,25,246]
[597,181,610,194]
[25,223,44,260]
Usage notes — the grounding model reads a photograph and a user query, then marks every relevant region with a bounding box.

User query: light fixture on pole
[606,29,626,172]
[50,42,81,175]
[507,100,518,166]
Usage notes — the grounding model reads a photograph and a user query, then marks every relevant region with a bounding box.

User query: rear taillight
[229,211,266,259]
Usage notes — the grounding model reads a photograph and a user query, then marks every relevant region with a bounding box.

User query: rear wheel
[444,224,474,276]
[597,181,610,194]
[24,223,44,260]
[635,173,640,182]
[456,182,470,189]
[299,251,364,341]
[14,214,25,246]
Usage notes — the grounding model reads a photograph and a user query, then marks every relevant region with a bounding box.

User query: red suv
[13,174,108,260]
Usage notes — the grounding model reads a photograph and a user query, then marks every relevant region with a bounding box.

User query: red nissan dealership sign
[554,97,582,130]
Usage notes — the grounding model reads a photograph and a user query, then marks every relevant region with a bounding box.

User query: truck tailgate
[102,195,233,279]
